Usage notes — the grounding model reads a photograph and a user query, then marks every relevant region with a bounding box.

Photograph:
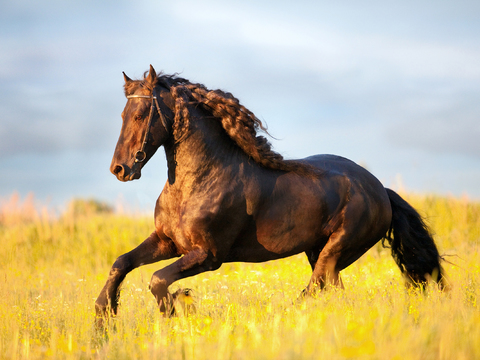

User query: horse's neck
[164,115,245,185]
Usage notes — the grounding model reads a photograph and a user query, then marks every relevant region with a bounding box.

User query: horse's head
[111,65,173,181]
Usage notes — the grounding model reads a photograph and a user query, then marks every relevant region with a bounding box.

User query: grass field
[1,192,479,359]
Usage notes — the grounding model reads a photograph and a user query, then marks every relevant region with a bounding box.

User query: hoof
[94,303,116,333]
[171,288,197,317]
[294,288,308,305]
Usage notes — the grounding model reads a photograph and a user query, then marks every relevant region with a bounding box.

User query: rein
[126,87,169,163]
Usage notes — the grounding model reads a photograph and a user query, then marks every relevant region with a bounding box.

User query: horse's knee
[149,271,168,293]
[111,253,133,274]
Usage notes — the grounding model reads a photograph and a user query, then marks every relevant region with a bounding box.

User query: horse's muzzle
[111,163,141,182]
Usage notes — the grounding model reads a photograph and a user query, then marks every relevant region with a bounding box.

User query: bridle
[126,87,169,163]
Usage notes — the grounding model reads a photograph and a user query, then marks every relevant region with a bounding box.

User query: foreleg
[95,231,179,327]
[149,247,221,315]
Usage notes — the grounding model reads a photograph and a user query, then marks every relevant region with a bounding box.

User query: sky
[1,0,479,211]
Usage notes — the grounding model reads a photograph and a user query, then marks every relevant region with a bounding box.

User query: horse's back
[304,154,372,176]
[304,154,388,198]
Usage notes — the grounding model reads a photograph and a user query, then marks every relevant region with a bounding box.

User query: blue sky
[1,0,479,210]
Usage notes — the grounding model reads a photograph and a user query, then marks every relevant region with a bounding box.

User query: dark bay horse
[95,65,446,324]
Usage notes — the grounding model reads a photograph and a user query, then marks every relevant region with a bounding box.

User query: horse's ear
[123,72,132,84]
[147,65,157,85]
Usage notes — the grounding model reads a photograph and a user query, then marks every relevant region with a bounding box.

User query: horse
[95,65,446,326]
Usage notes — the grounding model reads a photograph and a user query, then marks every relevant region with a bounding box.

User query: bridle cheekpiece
[126,87,169,163]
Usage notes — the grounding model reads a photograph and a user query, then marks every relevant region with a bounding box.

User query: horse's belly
[224,206,326,263]
[225,227,325,263]
[256,217,323,254]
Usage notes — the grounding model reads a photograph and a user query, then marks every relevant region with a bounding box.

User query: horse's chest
[157,186,244,251]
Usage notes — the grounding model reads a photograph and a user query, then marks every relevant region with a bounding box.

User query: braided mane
[126,72,317,175]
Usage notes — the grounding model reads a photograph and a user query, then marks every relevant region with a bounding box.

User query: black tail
[385,188,447,289]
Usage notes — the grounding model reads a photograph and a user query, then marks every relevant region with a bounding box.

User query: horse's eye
[134,114,142,121]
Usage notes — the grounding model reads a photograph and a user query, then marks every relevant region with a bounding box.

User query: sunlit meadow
[1,192,479,359]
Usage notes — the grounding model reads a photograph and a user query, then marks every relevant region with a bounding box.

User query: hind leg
[303,227,385,299]
[307,240,345,293]
[298,241,344,302]
[305,246,344,288]
[297,243,344,304]
[302,224,381,298]
[301,190,392,299]
[305,247,321,271]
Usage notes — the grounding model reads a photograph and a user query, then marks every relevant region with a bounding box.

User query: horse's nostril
[113,165,123,175]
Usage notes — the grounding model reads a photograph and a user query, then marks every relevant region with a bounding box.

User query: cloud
[387,95,480,159]
[0,82,121,157]
[1,0,479,201]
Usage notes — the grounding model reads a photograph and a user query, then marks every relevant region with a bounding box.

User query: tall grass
[0,193,479,359]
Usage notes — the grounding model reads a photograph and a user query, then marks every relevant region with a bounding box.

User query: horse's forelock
[123,71,168,97]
